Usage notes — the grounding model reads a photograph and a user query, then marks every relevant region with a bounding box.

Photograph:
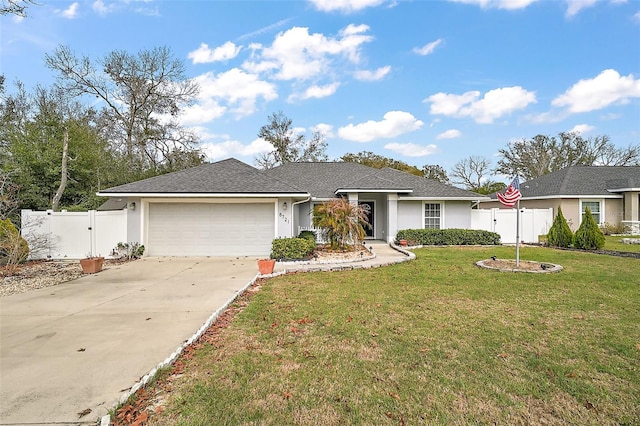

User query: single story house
[97,158,488,256]
[480,166,640,233]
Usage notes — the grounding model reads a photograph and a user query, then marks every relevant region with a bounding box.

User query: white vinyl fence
[471,208,553,244]
[21,209,127,260]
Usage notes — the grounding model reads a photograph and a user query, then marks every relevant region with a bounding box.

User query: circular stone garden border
[476,259,563,273]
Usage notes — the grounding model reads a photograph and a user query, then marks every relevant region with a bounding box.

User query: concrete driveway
[0,256,259,425]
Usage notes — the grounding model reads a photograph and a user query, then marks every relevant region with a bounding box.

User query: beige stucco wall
[478,198,624,231]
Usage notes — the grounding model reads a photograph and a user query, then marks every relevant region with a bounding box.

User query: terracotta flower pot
[399,239,408,246]
[257,259,276,275]
[80,257,104,274]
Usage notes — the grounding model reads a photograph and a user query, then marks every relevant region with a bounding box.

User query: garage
[147,202,275,256]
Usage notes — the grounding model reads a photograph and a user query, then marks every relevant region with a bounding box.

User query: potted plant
[80,254,104,274]
[257,258,276,275]
[398,239,408,246]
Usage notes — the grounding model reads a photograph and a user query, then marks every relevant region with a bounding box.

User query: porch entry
[359,201,375,238]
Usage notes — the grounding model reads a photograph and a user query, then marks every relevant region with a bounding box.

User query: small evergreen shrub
[573,207,605,250]
[114,242,145,260]
[271,237,316,260]
[395,228,501,246]
[0,218,29,268]
[546,207,573,248]
[297,230,316,243]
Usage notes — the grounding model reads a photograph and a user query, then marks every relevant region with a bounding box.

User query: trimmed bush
[546,207,573,248]
[573,207,605,250]
[395,228,501,246]
[0,218,29,268]
[297,230,316,243]
[271,237,316,260]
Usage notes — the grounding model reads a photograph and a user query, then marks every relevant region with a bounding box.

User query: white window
[581,200,602,224]
[424,203,441,229]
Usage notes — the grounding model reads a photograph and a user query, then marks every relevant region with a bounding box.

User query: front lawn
[148,246,639,425]
[604,234,640,253]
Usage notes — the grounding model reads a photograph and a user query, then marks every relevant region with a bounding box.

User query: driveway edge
[101,273,262,426]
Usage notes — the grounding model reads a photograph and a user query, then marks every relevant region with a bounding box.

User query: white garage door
[147,203,275,256]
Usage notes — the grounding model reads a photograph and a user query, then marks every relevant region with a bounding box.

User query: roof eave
[335,188,414,194]
[398,196,490,201]
[96,192,311,198]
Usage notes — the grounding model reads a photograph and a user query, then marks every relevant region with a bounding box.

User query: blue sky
[2,0,639,180]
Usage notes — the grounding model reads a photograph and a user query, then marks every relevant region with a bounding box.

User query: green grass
[150,246,640,425]
[604,235,640,253]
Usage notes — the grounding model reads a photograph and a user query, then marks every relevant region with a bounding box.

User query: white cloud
[309,0,387,13]
[448,0,539,10]
[312,123,335,138]
[413,39,443,56]
[338,111,424,142]
[354,66,391,81]
[59,2,79,18]
[426,86,536,124]
[180,100,227,126]
[200,138,273,161]
[436,129,462,139]
[245,24,373,81]
[569,124,595,134]
[92,0,115,15]
[634,11,640,22]
[565,0,598,17]
[189,68,278,121]
[385,142,437,157]
[188,42,242,64]
[289,82,341,102]
[552,69,640,113]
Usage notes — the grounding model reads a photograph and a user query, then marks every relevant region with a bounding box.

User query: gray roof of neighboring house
[519,166,640,198]
[99,158,306,195]
[265,162,486,199]
[97,197,127,211]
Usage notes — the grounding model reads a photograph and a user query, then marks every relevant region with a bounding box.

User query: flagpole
[515,199,520,268]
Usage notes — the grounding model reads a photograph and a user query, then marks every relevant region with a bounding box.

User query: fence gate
[470,208,553,244]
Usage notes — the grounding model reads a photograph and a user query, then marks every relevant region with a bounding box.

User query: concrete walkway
[0,257,259,425]
[0,242,412,425]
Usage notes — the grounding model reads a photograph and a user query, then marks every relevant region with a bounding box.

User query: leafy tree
[496,132,640,181]
[1,82,121,210]
[546,206,573,248]
[422,164,449,183]
[45,45,200,173]
[573,207,605,250]
[255,111,328,169]
[312,198,370,250]
[1,0,37,16]
[340,151,423,176]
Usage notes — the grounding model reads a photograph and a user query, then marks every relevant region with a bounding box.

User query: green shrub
[546,207,573,248]
[271,237,316,260]
[114,242,145,260]
[573,207,605,250]
[395,228,501,246]
[0,218,29,269]
[297,230,316,243]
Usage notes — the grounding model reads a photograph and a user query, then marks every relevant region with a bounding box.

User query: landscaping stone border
[476,259,563,273]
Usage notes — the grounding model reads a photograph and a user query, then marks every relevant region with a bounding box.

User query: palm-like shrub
[573,207,605,250]
[547,206,573,248]
[312,198,370,250]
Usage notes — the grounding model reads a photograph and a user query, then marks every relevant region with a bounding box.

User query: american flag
[497,176,522,207]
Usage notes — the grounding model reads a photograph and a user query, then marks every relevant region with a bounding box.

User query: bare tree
[45,45,200,172]
[0,171,19,220]
[450,156,492,191]
[1,0,38,17]
[255,111,328,169]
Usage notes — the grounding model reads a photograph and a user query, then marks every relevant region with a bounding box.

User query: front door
[359,201,375,238]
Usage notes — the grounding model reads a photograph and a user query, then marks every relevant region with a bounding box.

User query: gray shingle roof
[265,162,485,199]
[519,166,640,198]
[99,158,305,195]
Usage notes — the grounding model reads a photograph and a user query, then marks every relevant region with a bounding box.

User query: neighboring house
[480,166,640,233]
[97,158,488,256]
